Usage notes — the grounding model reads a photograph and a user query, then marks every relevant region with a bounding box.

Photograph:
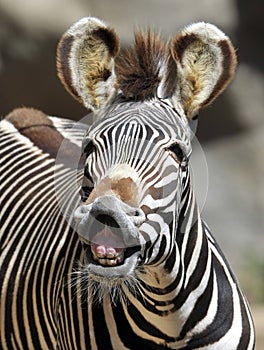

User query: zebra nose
[74,195,146,246]
[74,202,93,221]
[74,195,145,226]
[91,196,145,226]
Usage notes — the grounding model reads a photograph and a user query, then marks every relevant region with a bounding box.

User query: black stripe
[182,254,234,349]
[183,223,198,272]
[140,261,183,297]
[177,264,214,340]
[237,291,253,349]
[1,162,53,225]
[1,148,36,181]
[164,245,176,273]
[92,297,113,350]
[79,300,92,349]
[173,230,208,310]
[127,301,175,342]
[112,302,168,349]
[149,235,167,265]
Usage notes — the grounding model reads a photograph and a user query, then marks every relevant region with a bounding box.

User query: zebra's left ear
[57,17,120,112]
[169,22,237,119]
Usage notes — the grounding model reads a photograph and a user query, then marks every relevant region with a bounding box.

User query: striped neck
[138,180,202,294]
[132,184,208,343]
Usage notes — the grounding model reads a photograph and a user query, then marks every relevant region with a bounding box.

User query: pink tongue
[91,226,125,256]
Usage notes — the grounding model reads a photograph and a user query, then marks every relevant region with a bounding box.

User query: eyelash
[168,143,185,163]
[80,173,94,202]
[83,140,96,157]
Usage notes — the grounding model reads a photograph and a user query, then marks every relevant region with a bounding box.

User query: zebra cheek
[84,177,112,204]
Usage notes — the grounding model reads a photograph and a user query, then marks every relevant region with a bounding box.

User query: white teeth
[106,251,115,259]
[96,251,106,258]
[91,248,124,266]
[97,255,123,266]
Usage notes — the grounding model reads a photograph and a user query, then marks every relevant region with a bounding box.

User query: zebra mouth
[91,244,125,267]
[84,244,140,268]
[83,214,140,268]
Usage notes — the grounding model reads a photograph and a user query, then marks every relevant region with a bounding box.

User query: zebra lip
[83,239,141,268]
[85,249,141,278]
[77,207,142,268]
[79,212,141,268]
[87,221,125,267]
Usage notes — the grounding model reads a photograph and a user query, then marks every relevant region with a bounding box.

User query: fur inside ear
[57,17,120,111]
[170,22,237,119]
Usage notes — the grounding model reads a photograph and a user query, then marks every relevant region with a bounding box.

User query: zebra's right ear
[57,17,120,112]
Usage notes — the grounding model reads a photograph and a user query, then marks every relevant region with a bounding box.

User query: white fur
[109,163,140,183]
[183,22,228,41]
[171,21,235,118]
[65,17,118,111]
[67,17,107,36]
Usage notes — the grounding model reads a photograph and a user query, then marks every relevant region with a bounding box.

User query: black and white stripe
[0,98,255,349]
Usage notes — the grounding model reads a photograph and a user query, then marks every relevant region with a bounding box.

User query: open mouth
[84,214,140,268]
[91,244,125,266]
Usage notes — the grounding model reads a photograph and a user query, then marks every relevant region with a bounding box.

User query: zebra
[0,16,255,349]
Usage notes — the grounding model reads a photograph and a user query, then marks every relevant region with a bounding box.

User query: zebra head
[57,17,237,299]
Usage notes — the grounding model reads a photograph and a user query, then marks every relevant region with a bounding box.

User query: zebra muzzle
[74,195,145,268]
[89,215,126,266]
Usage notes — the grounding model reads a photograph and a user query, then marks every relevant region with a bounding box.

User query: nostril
[129,208,145,226]
[95,214,120,228]
[74,203,92,220]
[74,206,83,220]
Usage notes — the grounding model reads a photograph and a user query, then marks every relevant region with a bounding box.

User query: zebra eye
[83,140,96,157]
[168,143,185,163]
[80,174,94,202]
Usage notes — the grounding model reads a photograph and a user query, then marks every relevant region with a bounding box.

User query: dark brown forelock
[115,30,166,100]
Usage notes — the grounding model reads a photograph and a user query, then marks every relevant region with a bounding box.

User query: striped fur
[0,17,255,350]
[0,100,255,349]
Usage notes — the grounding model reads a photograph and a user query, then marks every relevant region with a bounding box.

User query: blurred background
[0,0,263,346]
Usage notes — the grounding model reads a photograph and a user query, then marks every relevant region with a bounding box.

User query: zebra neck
[139,187,204,294]
[133,209,210,342]
[131,190,216,342]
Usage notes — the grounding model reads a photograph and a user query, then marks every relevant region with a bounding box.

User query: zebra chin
[71,256,143,306]
[77,236,142,282]
[82,243,141,278]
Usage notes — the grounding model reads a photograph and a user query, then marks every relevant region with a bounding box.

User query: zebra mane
[115,31,167,101]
